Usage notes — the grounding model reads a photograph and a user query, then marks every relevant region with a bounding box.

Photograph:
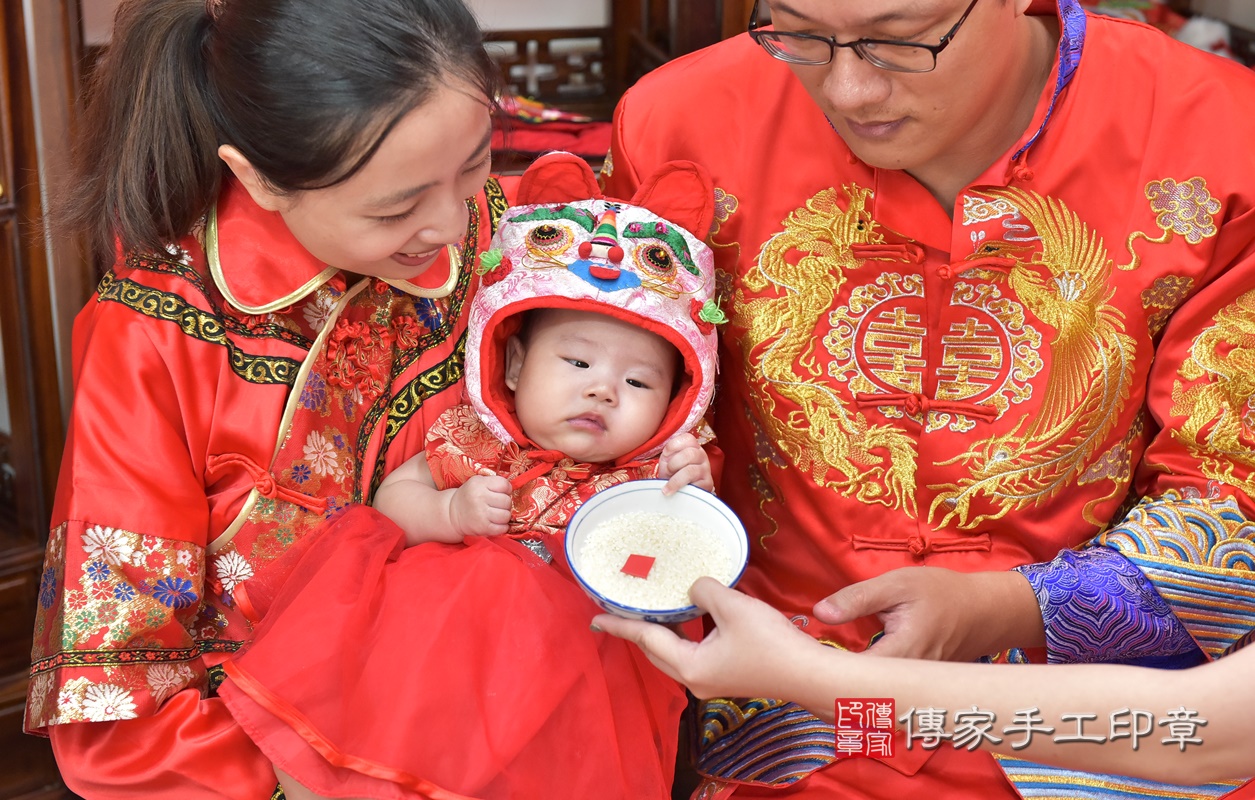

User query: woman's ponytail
[58,0,223,265]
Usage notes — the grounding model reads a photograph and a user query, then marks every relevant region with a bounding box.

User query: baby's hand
[449,470,512,538]
[658,433,714,496]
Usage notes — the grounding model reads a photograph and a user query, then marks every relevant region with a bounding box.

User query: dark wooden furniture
[614,0,756,92]
[610,0,753,88]
[484,0,755,122]
[483,0,752,177]
[0,0,89,797]
[486,26,619,119]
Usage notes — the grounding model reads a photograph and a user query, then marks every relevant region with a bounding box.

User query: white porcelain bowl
[565,479,749,623]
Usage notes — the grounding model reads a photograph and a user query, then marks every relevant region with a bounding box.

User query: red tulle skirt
[219,505,685,800]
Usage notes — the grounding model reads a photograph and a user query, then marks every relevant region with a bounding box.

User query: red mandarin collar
[206,179,458,314]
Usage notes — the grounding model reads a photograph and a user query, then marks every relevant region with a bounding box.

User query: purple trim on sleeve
[1011,0,1086,161]
[1014,547,1200,664]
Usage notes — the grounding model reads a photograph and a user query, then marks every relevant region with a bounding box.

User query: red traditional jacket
[25,177,510,798]
[426,405,661,536]
[604,2,1255,798]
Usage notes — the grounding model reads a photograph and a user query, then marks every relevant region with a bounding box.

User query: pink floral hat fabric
[466,151,722,463]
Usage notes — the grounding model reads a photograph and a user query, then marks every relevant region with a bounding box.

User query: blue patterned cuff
[1014,547,1200,664]
[1099,491,1255,658]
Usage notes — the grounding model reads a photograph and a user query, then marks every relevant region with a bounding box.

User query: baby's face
[505,309,678,463]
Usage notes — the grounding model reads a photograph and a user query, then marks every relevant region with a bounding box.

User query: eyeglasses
[747,0,981,73]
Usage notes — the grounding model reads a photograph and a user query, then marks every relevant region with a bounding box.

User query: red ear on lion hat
[515,151,716,242]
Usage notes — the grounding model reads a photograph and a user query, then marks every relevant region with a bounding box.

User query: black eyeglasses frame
[747,0,982,73]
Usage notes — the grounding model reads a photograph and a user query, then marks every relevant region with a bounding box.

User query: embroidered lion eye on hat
[467,151,745,621]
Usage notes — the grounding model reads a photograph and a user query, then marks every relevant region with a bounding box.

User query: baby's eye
[626,378,650,389]
[565,358,589,369]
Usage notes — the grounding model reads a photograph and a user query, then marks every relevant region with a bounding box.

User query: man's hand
[448,471,513,538]
[813,567,1045,661]
[657,433,715,495]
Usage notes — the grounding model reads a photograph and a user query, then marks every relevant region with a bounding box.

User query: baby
[375,304,713,547]
[221,152,725,800]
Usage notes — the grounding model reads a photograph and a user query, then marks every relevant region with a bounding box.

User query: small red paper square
[620,553,656,579]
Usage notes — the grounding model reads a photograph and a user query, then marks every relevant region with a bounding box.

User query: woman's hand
[813,567,1046,661]
[657,433,715,495]
[593,577,818,700]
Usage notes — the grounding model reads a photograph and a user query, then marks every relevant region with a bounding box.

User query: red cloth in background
[492,119,612,159]
[492,94,612,159]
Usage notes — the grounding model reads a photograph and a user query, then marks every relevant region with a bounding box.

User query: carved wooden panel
[485,27,617,118]
[484,1,753,123]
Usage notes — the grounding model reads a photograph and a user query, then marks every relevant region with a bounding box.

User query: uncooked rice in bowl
[576,510,736,610]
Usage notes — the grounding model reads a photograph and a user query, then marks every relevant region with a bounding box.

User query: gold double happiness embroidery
[827,273,1042,435]
[929,188,1137,529]
[738,184,1150,530]
[734,185,919,516]
[1172,288,1255,496]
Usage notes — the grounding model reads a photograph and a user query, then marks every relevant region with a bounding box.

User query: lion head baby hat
[467,151,723,464]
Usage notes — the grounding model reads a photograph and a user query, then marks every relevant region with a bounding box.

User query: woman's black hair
[58,0,498,264]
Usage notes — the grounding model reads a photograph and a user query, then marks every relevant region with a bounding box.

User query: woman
[24,0,504,796]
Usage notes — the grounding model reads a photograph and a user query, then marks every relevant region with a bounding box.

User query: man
[601,1,1255,797]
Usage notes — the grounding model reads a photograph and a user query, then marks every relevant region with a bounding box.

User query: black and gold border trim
[98,272,301,386]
